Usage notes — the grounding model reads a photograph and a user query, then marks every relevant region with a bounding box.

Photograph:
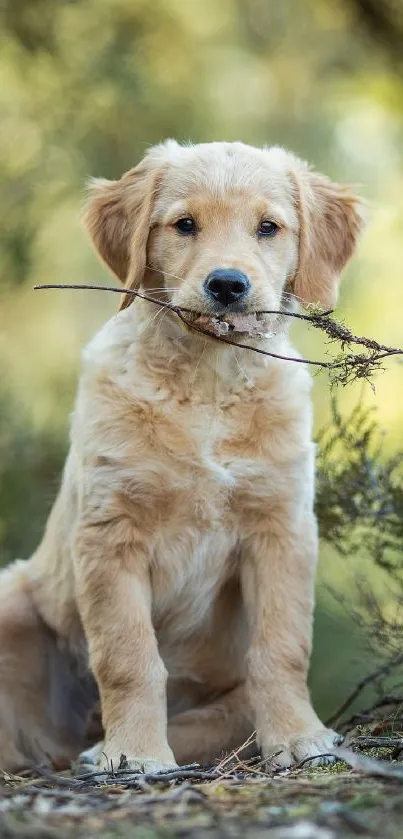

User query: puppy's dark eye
[258,220,279,237]
[174,217,197,235]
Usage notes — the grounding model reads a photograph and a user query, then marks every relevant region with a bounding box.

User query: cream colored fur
[0,141,364,772]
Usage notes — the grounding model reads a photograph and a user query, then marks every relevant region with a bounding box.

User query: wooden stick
[33,282,403,384]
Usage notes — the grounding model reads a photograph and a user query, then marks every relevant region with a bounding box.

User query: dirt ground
[1,738,403,839]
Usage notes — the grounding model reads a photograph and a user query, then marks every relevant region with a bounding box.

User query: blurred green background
[0,0,402,719]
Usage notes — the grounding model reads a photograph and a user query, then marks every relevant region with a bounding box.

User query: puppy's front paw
[263,727,343,770]
[101,749,178,775]
[110,756,179,774]
[74,739,178,775]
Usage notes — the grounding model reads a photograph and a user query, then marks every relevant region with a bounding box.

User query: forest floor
[1,702,403,839]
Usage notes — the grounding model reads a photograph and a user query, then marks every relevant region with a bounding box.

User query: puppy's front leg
[241,512,341,768]
[74,518,177,773]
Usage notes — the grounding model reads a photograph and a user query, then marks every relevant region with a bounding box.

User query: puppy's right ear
[83,174,133,282]
[83,159,162,301]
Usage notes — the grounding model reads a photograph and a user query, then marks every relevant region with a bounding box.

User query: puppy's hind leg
[168,684,256,767]
[0,561,96,771]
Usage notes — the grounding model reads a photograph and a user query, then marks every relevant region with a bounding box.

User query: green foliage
[0,387,65,564]
[316,401,403,576]
[316,402,403,678]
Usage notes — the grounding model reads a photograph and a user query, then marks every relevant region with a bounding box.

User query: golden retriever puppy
[0,141,363,773]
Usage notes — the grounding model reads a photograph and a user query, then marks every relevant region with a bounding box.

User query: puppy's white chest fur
[131,396,255,627]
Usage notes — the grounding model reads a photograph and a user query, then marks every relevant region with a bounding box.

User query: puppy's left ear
[83,158,162,309]
[289,163,366,309]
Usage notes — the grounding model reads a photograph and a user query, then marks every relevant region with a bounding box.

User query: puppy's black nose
[204,269,250,308]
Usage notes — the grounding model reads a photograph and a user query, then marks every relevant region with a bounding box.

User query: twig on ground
[31,765,82,788]
[75,767,224,787]
[214,731,257,773]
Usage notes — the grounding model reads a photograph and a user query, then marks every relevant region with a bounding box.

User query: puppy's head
[84,141,364,329]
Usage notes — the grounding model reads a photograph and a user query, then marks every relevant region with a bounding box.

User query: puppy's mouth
[186,311,272,339]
